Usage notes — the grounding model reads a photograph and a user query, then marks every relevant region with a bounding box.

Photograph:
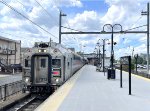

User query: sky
[0,0,149,59]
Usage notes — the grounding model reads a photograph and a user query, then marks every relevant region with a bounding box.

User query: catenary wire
[0,0,58,39]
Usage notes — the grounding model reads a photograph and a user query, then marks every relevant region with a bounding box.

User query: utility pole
[49,38,52,47]
[99,48,100,65]
[97,49,98,63]
[132,47,134,58]
[59,11,66,44]
[59,11,62,44]
[134,54,138,73]
[97,40,102,67]
[141,3,149,74]
[111,31,114,69]
[148,3,149,74]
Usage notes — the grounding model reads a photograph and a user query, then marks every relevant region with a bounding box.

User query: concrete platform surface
[36,65,150,111]
[0,73,22,86]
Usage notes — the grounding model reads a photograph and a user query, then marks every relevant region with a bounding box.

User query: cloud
[0,0,82,47]
[0,0,149,59]
[99,0,149,59]
[68,10,101,31]
[53,0,83,8]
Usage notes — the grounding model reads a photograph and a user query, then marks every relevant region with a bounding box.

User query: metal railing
[0,80,24,101]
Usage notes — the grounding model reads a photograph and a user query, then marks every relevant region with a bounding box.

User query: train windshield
[52,59,61,68]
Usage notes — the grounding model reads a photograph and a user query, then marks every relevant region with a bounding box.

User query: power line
[4,0,68,46]
[0,0,58,39]
[34,0,59,25]
[0,31,21,38]
[61,26,83,32]
[125,16,143,30]
[0,31,39,38]
[124,24,147,32]
[14,0,59,42]
[48,1,77,47]
[0,31,39,41]
[113,16,145,52]
[15,0,25,7]
[65,18,80,46]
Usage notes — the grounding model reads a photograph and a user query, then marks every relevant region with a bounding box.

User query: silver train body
[23,42,85,93]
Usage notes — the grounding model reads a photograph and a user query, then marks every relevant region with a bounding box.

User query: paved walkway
[36,65,150,111]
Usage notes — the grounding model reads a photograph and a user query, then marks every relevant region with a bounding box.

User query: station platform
[35,65,150,111]
[0,73,22,86]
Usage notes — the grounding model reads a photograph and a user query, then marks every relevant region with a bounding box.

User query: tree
[137,56,144,64]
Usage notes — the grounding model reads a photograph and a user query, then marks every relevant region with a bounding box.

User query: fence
[116,66,150,79]
[0,80,24,101]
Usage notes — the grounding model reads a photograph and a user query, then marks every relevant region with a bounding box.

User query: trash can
[107,68,116,79]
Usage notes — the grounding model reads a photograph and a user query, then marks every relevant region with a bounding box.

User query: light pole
[82,45,86,58]
[94,47,98,66]
[97,39,109,72]
[95,47,98,63]
[101,39,109,72]
[134,54,138,73]
[103,24,122,69]
[97,42,102,66]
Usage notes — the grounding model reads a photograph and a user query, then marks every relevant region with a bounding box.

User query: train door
[31,54,52,84]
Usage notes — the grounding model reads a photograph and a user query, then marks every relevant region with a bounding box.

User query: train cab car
[30,53,52,93]
[23,41,85,93]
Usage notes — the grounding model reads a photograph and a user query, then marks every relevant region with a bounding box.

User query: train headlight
[44,49,47,52]
[55,78,59,83]
[38,49,47,52]
[25,77,30,83]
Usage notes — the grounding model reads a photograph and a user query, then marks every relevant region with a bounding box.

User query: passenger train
[23,41,87,93]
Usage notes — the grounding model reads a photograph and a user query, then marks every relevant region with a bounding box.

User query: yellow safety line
[35,66,84,111]
[121,70,150,82]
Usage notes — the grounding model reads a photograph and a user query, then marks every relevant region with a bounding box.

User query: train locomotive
[23,41,86,93]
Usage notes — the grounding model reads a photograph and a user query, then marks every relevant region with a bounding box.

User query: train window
[74,55,81,60]
[68,62,69,67]
[52,59,61,67]
[41,59,46,68]
[25,59,31,67]
[25,59,28,67]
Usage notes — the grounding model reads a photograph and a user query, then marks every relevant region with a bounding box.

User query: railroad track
[6,95,47,111]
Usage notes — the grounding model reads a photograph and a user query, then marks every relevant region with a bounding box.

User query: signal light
[52,71,60,75]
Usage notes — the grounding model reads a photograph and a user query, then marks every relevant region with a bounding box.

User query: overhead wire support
[61,30,147,34]
[0,0,58,39]
[59,11,66,44]
[141,3,149,74]
[61,24,147,34]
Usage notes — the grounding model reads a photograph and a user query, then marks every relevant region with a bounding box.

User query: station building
[0,36,21,65]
